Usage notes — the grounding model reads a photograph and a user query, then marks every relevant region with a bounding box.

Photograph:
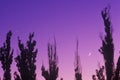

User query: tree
[0,31,13,80]
[41,39,58,80]
[92,65,105,80]
[74,40,82,80]
[99,6,114,80]
[15,33,38,80]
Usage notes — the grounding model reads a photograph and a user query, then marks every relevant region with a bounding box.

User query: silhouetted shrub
[92,75,97,80]
[92,66,105,80]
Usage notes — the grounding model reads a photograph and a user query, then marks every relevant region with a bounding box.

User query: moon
[88,52,92,56]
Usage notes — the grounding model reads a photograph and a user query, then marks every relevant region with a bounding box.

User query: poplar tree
[99,6,114,80]
[74,40,82,80]
[0,31,13,80]
[41,39,58,80]
[15,33,37,80]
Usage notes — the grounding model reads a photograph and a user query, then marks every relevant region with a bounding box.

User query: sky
[0,0,120,80]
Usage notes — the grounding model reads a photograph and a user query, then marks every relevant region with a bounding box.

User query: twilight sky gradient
[0,0,120,80]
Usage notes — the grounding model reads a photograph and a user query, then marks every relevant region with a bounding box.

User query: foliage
[92,66,105,80]
[99,6,114,80]
[0,31,13,80]
[15,33,37,80]
[41,39,58,80]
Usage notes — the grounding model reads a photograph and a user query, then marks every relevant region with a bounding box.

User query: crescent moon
[88,52,92,56]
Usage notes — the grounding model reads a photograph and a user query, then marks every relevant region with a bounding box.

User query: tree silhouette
[99,6,114,80]
[41,39,58,80]
[15,33,38,80]
[74,40,82,80]
[0,31,13,80]
[92,65,105,80]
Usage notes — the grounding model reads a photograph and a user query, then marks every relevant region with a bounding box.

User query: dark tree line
[0,6,120,80]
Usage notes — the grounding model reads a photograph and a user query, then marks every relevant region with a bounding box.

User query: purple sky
[0,0,120,80]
